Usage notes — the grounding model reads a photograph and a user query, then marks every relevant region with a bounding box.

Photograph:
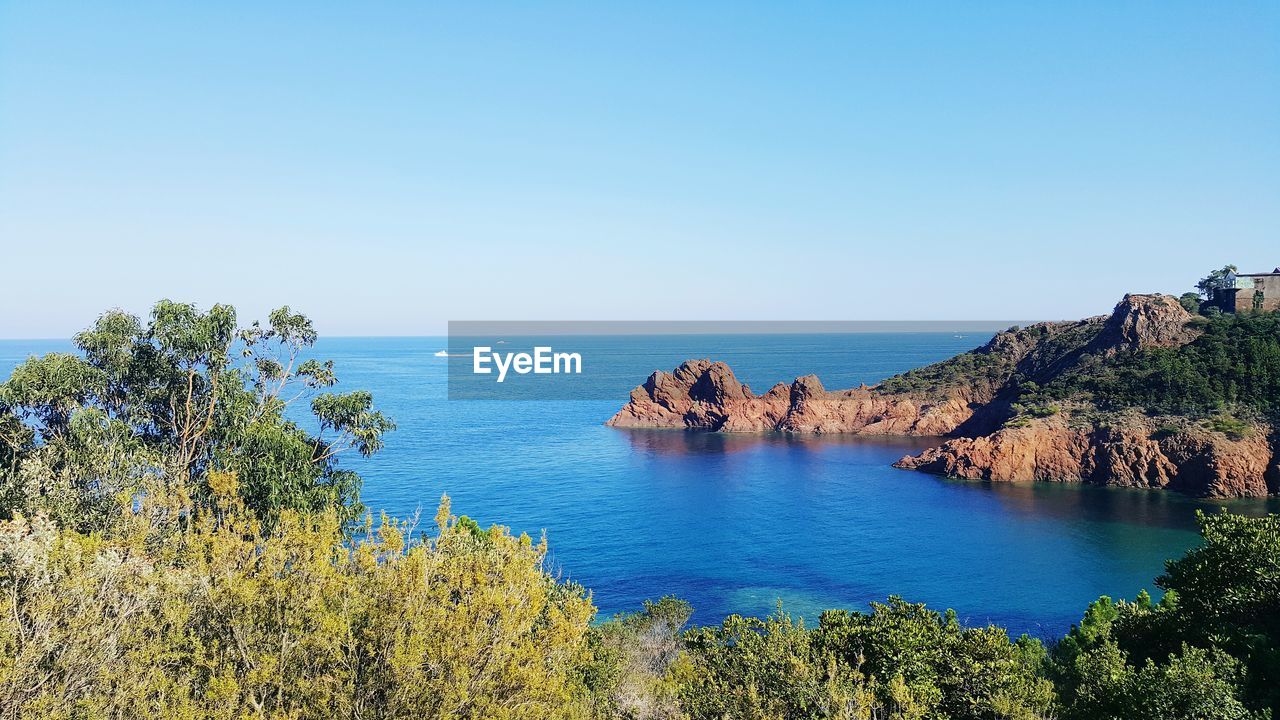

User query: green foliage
[0,487,596,720]
[586,597,691,719]
[1049,512,1280,718]
[878,348,1009,395]
[1197,265,1239,300]
[674,598,1053,720]
[3,451,1280,720]
[1046,312,1280,419]
[1178,292,1202,314]
[1009,403,1060,423]
[1204,414,1254,440]
[0,353,106,431]
[676,609,865,719]
[1156,512,1280,713]
[0,301,394,532]
[1062,641,1254,720]
[815,599,1054,720]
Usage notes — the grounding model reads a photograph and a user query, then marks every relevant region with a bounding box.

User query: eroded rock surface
[894,416,1277,498]
[608,293,1279,498]
[605,359,984,435]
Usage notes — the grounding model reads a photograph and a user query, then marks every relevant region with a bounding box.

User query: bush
[1204,414,1254,440]
[674,599,1053,720]
[0,483,597,720]
[675,610,865,720]
[585,597,691,719]
[1060,641,1252,720]
[1026,404,1060,419]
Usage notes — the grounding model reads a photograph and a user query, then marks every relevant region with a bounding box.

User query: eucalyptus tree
[0,301,394,531]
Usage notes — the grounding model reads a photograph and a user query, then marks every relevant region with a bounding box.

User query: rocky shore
[607,294,1280,498]
[605,360,985,436]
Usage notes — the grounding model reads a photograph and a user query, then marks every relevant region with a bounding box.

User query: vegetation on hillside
[0,481,596,719]
[3,301,1279,719]
[876,345,1012,395]
[1044,312,1280,419]
[876,319,1109,398]
[882,266,1280,432]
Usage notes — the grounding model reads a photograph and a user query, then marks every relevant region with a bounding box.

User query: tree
[1196,265,1239,300]
[815,598,1053,719]
[1060,640,1252,720]
[676,609,865,720]
[1155,512,1280,713]
[1050,512,1280,718]
[0,301,394,531]
[1177,292,1202,314]
[674,598,1053,720]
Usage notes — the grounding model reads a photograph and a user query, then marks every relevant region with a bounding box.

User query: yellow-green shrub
[0,473,595,720]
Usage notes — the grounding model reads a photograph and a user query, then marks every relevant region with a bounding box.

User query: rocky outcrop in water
[606,360,986,435]
[608,293,1280,498]
[608,294,1193,435]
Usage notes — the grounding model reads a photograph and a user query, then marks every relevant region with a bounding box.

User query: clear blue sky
[1,2,1277,337]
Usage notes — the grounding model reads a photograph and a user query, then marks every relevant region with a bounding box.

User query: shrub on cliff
[877,348,1011,395]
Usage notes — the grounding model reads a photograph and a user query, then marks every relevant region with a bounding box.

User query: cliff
[605,360,987,435]
[607,294,1280,498]
[894,414,1278,498]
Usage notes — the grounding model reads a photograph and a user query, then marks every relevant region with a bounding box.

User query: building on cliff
[1211,268,1280,313]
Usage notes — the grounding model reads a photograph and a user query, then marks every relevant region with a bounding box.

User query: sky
[1,1,1277,337]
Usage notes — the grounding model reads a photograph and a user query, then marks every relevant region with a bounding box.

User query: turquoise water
[3,334,1275,637]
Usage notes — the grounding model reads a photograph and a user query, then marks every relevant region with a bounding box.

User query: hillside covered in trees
[2,301,1280,719]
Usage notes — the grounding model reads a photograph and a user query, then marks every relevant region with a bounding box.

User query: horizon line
[1,320,1056,342]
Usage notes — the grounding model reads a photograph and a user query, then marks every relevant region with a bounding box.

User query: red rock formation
[605,359,985,436]
[894,417,1277,498]
[1085,293,1198,355]
[607,293,1277,498]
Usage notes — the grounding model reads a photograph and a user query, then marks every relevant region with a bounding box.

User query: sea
[4,333,1276,638]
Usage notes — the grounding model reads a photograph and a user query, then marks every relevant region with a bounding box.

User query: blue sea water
[3,334,1275,638]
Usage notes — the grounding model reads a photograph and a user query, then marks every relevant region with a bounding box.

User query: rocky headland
[606,294,1280,498]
